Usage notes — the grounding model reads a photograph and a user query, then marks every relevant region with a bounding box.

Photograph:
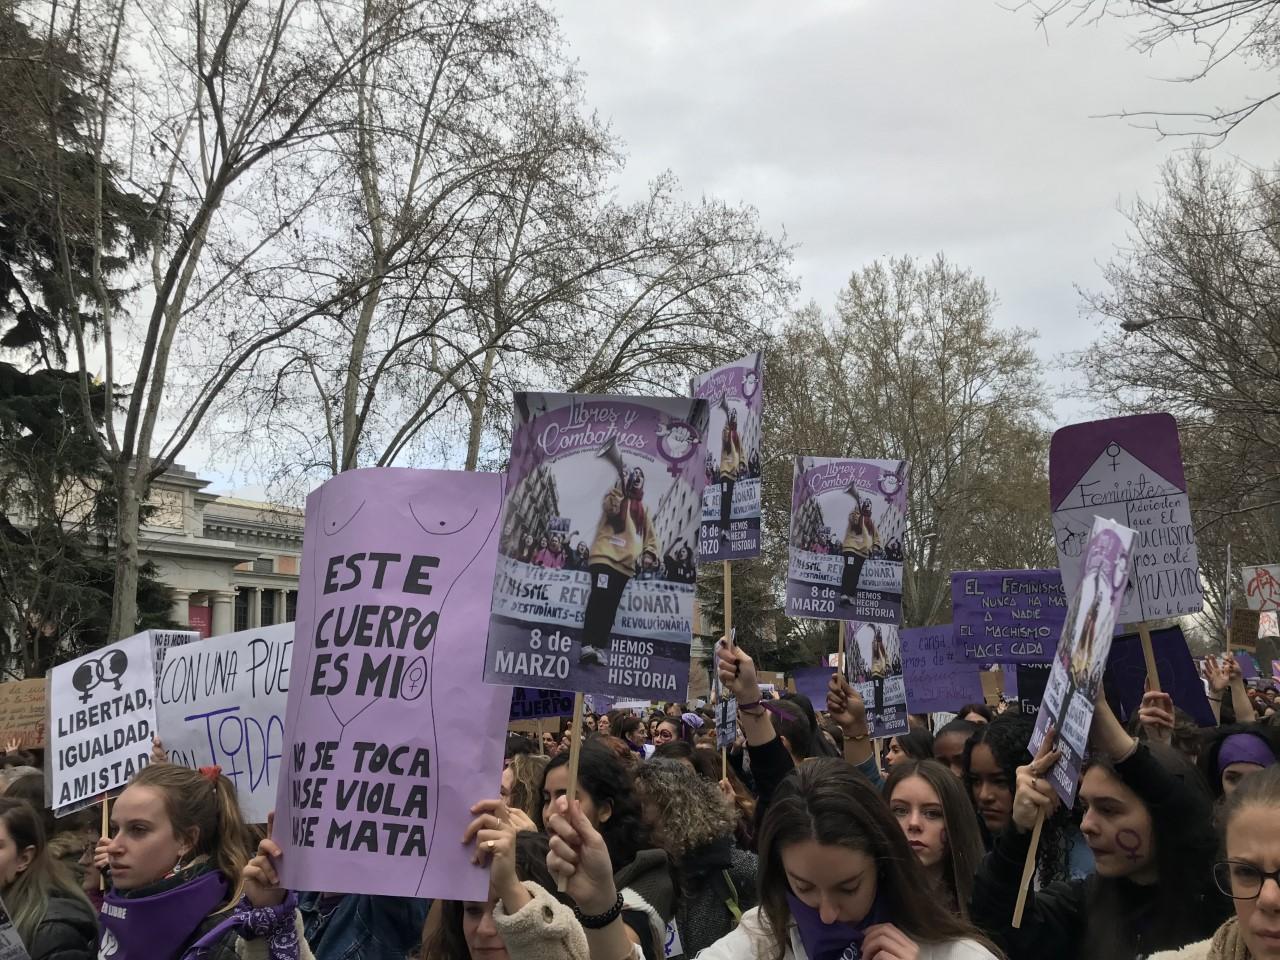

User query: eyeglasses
[1213,860,1280,900]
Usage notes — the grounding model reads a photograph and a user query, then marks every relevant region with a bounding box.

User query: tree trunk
[107,465,143,642]
[464,345,497,471]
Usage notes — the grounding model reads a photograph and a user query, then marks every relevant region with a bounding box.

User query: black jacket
[28,890,98,960]
[969,742,1229,960]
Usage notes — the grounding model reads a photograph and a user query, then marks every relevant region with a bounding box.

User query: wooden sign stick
[1012,807,1045,928]
[1137,622,1161,693]
[722,560,733,781]
[557,691,586,892]
[100,795,110,892]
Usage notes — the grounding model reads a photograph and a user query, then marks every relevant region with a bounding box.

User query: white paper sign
[1243,564,1280,612]
[155,623,292,823]
[149,629,200,679]
[48,631,157,810]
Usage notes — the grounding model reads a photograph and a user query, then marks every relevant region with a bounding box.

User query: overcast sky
[212,0,1280,496]
[550,0,1280,421]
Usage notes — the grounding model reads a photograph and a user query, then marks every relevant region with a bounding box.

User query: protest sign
[0,898,27,960]
[0,679,47,749]
[790,665,832,706]
[899,626,984,715]
[842,620,908,737]
[787,457,908,623]
[1231,608,1261,652]
[691,351,763,561]
[508,688,576,722]
[1105,626,1215,728]
[149,629,200,679]
[485,393,709,700]
[48,630,156,810]
[275,468,510,901]
[1264,612,1280,639]
[155,623,292,823]
[1031,516,1136,805]
[1244,564,1280,611]
[980,669,1003,707]
[1235,652,1259,680]
[1050,413,1202,623]
[1014,663,1053,716]
[952,570,1067,663]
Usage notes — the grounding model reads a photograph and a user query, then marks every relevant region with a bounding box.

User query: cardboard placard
[0,679,47,749]
[1231,608,1261,652]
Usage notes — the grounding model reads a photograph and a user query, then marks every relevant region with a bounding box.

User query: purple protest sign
[899,626,984,715]
[275,468,510,901]
[790,666,832,706]
[952,570,1066,663]
[1050,413,1203,623]
[1235,652,1260,680]
[1031,516,1136,805]
[509,688,576,722]
[786,456,908,622]
[843,620,908,737]
[1105,626,1215,728]
[692,352,764,561]
[485,393,708,700]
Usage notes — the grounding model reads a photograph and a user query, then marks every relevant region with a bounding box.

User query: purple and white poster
[1050,413,1202,624]
[786,456,909,621]
[842,620,908,737]
[275,468,510,901]
[900,625,985,715]
[1031,516,1136,805]
[692,352,763,561]
[485,393,708,700]
[508,688,576,722]
[953,570,1067,663]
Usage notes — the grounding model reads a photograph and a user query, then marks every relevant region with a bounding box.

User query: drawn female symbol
[1106,442,1122,473]
[1116,827,1144,863]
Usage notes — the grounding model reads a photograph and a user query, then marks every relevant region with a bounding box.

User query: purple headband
[1217,733,1277,776]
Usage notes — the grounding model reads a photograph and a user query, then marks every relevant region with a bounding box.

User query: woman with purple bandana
[93,763,303,959]
[1200,726,1280,801]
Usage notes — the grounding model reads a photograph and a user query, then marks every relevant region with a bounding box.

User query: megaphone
[597,437,626,480]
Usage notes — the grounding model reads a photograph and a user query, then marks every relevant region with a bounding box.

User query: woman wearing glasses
[1152,763,1280,960]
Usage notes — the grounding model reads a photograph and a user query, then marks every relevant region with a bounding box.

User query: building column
[249,587,262,628]
[211,590,236,636]
[170,589,192,627]
[274,589,287,625]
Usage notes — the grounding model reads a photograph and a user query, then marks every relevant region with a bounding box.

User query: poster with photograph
[842,620,908,737]
[1050,413,1202,623]
[485,393,709,700]
[786,456,909,622]
[691,352,763,561]
[1031,516,1136,805]
[274,468,510,901]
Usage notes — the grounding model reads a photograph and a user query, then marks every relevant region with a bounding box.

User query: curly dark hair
[964,713,1078,886]
[537,741,653,871]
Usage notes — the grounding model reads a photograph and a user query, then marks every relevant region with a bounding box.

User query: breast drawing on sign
[315,473,504,729]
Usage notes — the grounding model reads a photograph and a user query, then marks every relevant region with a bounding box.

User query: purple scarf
[786,893,886,960]
[99,868,229,960]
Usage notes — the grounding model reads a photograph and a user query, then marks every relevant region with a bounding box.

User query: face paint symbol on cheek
[1115,828,1143,863]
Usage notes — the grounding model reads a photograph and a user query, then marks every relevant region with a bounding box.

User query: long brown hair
[758,759,1000,959]
[0,797,93,947]
[128,763,252,911]
[882,759,984,918]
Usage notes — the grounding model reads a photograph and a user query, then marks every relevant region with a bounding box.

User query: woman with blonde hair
[0,796,96,959]
[501,753,549,825]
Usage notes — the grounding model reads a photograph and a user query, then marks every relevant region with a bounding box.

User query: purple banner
[1235,652,1259,680]
[1105,626,1215,728]
[786,456,908,622]
[508,688,576,722]
[692,352,764,561]
[899,626,984,716]
[790,665,832,706]
[275,468,510,901]
[1050,413,1203,623]
[1031,517,1136,806]
[842,620,908,738]
[952,570,1067,663]
[485,393,708,700]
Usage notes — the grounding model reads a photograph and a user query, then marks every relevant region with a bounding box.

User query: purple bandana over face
[786,892,886,960]
[99,869,228,959]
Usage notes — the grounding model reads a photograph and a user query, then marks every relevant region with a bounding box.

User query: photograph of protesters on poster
[692,352,763,562]
[842,620,908,737]
[485,393,709,699]
[786,457,908,622]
